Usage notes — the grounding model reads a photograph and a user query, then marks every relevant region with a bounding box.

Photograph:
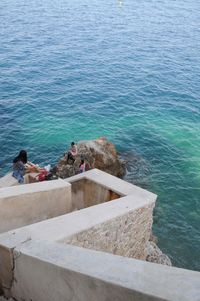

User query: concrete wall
[65,204,154,260]
[11,241,200,301]
[0,173,19,188]
[0,179,72,233]
[66,169,156,203]
[0,169,159,299]
[1,169,199,301]
[0,172,37,188]
[71,178,121,210]
[0,193,156,296]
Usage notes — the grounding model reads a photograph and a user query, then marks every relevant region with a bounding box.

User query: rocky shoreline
[55,137,126,179]
[55,137,172,266]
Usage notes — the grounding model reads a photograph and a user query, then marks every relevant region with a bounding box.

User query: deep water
[0,0,200,271]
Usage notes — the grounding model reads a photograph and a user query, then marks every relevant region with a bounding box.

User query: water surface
[0,0,200,270]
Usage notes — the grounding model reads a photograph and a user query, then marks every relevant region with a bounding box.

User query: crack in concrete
[2,238,32,300]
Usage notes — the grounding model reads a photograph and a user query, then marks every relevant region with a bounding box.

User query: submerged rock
[122,151,150,189]
[56,137,126,179]
[146,241,172,266]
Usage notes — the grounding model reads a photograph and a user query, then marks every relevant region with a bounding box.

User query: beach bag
[45,172,55,181]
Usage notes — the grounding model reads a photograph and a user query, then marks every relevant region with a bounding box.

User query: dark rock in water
[146,232,172,265]
[121,151,150,189]
[55,137,126,179]
[146,241,172,266]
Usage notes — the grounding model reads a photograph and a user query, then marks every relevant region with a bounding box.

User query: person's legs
[12,171,24,183]
[18,175,24,183]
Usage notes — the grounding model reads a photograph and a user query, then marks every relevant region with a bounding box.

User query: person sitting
[12,150,42,183]
[79,159,86,173]
[66,142,77,164]
[12,150,29,183]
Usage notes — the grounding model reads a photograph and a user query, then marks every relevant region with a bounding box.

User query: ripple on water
[0,0,200,271]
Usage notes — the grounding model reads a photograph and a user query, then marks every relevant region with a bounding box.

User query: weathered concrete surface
[0,170,156,297]
[69,178,121,210]
[11,241,200,301]
[0,193,156,253]
[0,172,36,189]
[0,245,13,298]
[146,241,172,266]
[65,204,154,260]
[0,169,199,301]
[0,173,19,188]
[56,137,126,178]
[66,169,155,200]
[0,179,72,233]
[66,170,172,265]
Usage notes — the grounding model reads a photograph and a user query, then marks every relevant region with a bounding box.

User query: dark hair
[13,150,28,164]
[71,142,75,146]
[79,159,84,167]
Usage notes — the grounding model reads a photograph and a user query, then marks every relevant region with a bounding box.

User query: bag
[45,172,53,181]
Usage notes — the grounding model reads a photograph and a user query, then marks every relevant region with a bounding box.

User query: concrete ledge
[12,241,200,301]
[0,173,19,188]
[0,179,72,233]
[0,172,32,188]
[0,193,155,248]
[0,192,155,295]
[0,169,199,301]
[0,169,159,299]
[66,168,157,201]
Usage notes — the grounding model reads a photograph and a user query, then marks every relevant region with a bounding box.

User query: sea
[0,0,200,271]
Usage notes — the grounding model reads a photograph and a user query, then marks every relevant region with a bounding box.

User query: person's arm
[27,161,35,166]
[25,162,41,173]
[25,163,32,173]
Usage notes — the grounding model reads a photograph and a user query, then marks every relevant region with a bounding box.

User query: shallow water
[0,0,200,271]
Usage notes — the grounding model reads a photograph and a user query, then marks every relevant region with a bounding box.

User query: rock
[146,241,172,266]
[56,158,77,179]
[56,137,126,179]
[149,231,158,244]
[56,138,171,267]
[122,151,150,189]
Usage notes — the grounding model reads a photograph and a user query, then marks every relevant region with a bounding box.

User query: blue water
[0,0,200,271]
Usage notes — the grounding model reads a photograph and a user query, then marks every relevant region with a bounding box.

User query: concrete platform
[0,179,71,233]
[0,169,199,301]
[0,172,38,188]
[11,241,200,301]
[0,169,157,299]
[0,173,19,188]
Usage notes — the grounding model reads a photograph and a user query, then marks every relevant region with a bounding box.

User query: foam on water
[0,0,200,270]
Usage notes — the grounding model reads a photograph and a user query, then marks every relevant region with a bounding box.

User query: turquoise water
[0,0,200,270]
